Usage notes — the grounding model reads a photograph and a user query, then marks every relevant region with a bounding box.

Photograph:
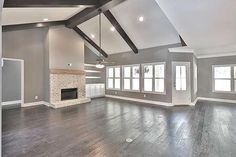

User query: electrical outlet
[144,94,146,98]
[35,96,38,100]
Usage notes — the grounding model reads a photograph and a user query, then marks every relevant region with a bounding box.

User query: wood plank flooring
[3,98,236,157]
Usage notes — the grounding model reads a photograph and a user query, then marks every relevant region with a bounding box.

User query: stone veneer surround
[50,69,90,108]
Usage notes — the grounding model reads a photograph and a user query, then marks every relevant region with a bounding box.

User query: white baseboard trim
[198,97,236,104]
[190,98,199,106]
[2,100,22,106]
[22,101,45,107]
[105,95,173,107]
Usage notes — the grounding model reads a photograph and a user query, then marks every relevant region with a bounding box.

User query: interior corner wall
[197,55,236,100]
[48,26,84,70]
[2,28,48,103]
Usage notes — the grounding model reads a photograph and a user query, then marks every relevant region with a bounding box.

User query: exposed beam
[104,10,138,54]
[3,21,65,32]
[179,35,187,46]
[4,0,97,7]
[73,27,108,58]
[65,0,125,28]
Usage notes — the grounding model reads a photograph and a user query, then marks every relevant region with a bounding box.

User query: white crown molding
[196,52,236,59]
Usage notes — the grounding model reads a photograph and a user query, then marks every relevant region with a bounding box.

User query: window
[176,65,187,91]
[106,66,120,90]
[143,63,165,93]
[123,65,140,91]
[213,65,232,92]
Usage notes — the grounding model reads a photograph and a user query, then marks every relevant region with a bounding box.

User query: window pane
[124,79,131,90]
[108,68,113,77]
[108,78,113,88]
[132,66,140,78]
[155,64,164,78]
[114,79,120,89]
[144,65,153,78]
[176,66,181,78]
[176,78,181,90]
[215,80,231,91]
[132,79,139,90]
[214,67,231,78]
[115,67,120,77]
[155,79,164,92]
[124,67,131,78]
[181,66,186,78]
[144,78,152,91]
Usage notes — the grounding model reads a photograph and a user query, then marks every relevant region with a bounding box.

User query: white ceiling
[78,0,180,54]
[155,0,236,55]
[2,7,84,25]
[78,14,132,54]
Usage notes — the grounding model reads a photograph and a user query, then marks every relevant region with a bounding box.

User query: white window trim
[141,62,166,95]
[212,64,236,93]
[122,64,141,92]
[106,66,121,90]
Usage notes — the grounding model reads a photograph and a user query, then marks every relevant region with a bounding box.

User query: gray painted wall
[84,46,105,84]
[104,44,197,103]
[198,55,236,100]
[48,26,84,70]
[2,60,21,102]
[3,28,48,103]
[2,26,85,103]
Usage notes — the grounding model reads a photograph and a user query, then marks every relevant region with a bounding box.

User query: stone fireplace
[50,69,90,108]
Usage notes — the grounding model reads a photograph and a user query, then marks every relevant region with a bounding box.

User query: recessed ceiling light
[36,23,44,27]
[110,26,115,32]
[43,18,48,22]
[138,16,144,22]
[91,34,95,38]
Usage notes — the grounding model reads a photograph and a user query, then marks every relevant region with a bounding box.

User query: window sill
[142,91,166,95]
[212,91,236,94]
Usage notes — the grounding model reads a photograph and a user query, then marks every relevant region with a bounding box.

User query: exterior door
[172,62,191,105]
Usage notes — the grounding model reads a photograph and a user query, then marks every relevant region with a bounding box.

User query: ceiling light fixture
[91,34,95,38]
[43,18,49,22]
[138,16,144,22]
[110,26,115,32]
[36,23,44,27]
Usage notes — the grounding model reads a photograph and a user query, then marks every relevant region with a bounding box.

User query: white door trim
[2,58,24,107]
[172,61,191,105]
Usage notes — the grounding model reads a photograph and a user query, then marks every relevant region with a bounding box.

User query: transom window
[123,65,140,91]
[213,65,236,92]
[142,63,165,93]
[106,66,121,90]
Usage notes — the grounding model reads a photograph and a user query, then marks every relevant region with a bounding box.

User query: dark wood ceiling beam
[104,10,138,54]
[73,27,108,58]
[179,35,187,46]
[4,0,97,7]
[3,21,65,32]
[65,0,125,28]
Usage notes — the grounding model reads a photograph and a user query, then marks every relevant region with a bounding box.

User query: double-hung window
[123,65,140,91]
[106,66,121,90]
[213,65,233,92]
[143,63,165,93]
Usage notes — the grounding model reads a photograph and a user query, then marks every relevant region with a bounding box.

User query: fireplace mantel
[49,68,90,108]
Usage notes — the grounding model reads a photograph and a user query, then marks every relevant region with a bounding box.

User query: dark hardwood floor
[3,98,236,157]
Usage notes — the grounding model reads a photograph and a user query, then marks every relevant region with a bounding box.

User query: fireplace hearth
[61,88,78,101]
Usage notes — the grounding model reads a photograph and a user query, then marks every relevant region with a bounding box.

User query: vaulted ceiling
[3,0,236,57]
[78,0,180,54]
